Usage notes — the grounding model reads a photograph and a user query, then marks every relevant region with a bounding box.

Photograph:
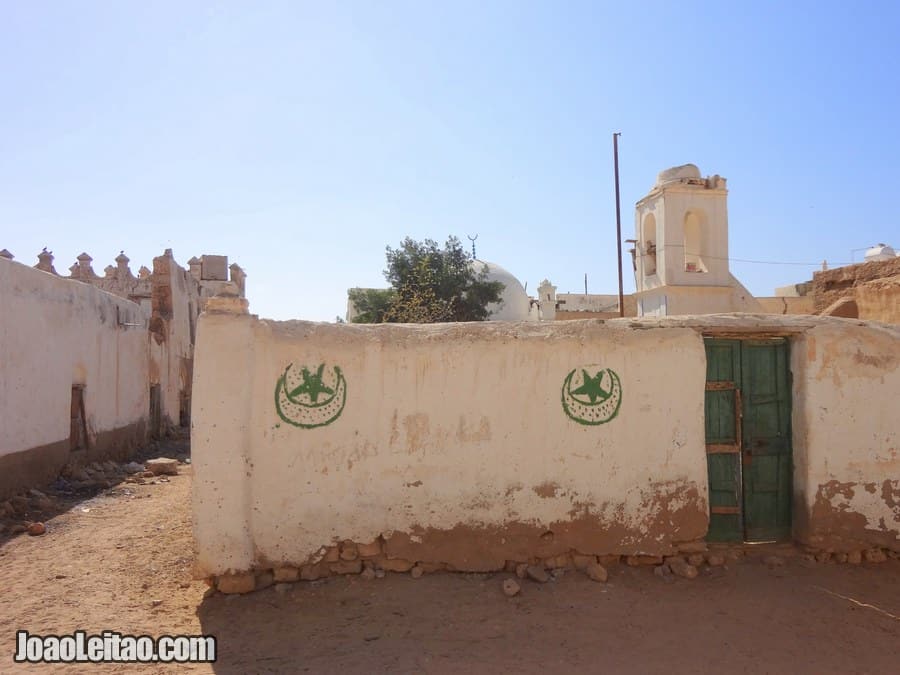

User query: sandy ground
[1,442,898,674]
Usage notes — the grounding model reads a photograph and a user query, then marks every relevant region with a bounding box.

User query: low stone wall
[192,309,900,591]
[193,307,711,581]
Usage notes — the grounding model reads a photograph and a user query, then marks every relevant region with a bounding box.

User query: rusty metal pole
[613,132,624,317]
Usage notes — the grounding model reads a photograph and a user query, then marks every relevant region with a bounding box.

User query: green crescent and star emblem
[275,362,347,429]
[561,366,622,425]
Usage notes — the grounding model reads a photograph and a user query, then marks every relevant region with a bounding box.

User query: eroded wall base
[797,481,900,553]
[0,420,146,499]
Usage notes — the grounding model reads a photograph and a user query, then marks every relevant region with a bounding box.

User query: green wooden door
[704,338,792,542]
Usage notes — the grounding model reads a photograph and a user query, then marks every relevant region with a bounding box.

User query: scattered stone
[887,550,900,560]
[833,552,848,564]
[626,555,663,567]
[361,567,377,581]
[799,554,816,568]
[11,496,29,510]
[27,522,46,536]
[145,458,179,476]
[572,554,598,570]
[815,551,832,564]
[31,497,55,512]
[339,543,358,561]
[864,549,887,564]
[847,551,862,564]
[255,571,274,590]
[357,540,382,558]
[217,573,255,594]
[664,555,685,566]
[273,566,300,583]
[502,578,521,597]
[585,562,608,582]
[330,560,363,575]
[653,564,672,578]
[374,569,386,579]
[410,565,424,579]
[28,489,46,499]
[10,523,27,535]
[123,462,145,474]
[139,471,155,479]
[526,565,550,583]
[274,583,291,595]
[669,559,699,579]
[687,553,706,567]
[725,549,744,562]
[0,501,14,517]
[762,555,785,567]
[103,461,119,474]
[706,553,726,567]
[150,599,163,607]
[515,563,529,579]
[379,558,413,573]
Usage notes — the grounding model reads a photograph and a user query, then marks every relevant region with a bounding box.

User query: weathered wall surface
[0,259,148,498]
[756,296,816,315]
[193,311,900,583]
[812,257,900,321]
[193,314,709,577]
[792,321,900,551]
[148,251,198,431]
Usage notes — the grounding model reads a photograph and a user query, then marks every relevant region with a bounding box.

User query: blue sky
[2,1,898,321]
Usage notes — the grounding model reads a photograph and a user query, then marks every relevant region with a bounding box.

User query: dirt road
[1,446,898,674]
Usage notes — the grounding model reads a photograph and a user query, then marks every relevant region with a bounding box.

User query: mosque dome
[864,244,896,262]
[470,260,533,321]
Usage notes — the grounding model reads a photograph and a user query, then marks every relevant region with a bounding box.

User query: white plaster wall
[0,258,148,455]
[193,316,708,575]
[792,321,900,549]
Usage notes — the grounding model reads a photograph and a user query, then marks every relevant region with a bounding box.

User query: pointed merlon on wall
[35,248,58,275]
[0,248,14,260]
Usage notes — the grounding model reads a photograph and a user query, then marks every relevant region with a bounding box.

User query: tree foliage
[350,236,505,323]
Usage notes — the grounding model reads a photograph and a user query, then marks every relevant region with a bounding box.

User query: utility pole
[613,132,624,317]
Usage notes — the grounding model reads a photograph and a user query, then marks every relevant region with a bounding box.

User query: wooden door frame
[702,333,795,543]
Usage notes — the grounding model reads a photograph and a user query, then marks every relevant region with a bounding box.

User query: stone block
[626,555,663,567]
[379,558,413,573]
[273,566,300,582]
[217,572,255,594]
[145,458,178,476]
[572,554,598,570]
[357,540,382,558]
[585,562,608,582]
[330,560,363,575]
[200,255,228,281]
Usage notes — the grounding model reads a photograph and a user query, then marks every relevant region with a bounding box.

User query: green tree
[350,236,505,323]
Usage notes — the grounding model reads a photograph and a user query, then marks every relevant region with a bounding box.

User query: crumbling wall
[0,258,148,499]
[792,321,900,552]
[148,251,197,432]
[812,257,900,321]
[192,311,710,580]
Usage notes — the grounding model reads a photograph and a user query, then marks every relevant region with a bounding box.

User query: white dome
[470,260,533,321]
[864,244,896,262]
